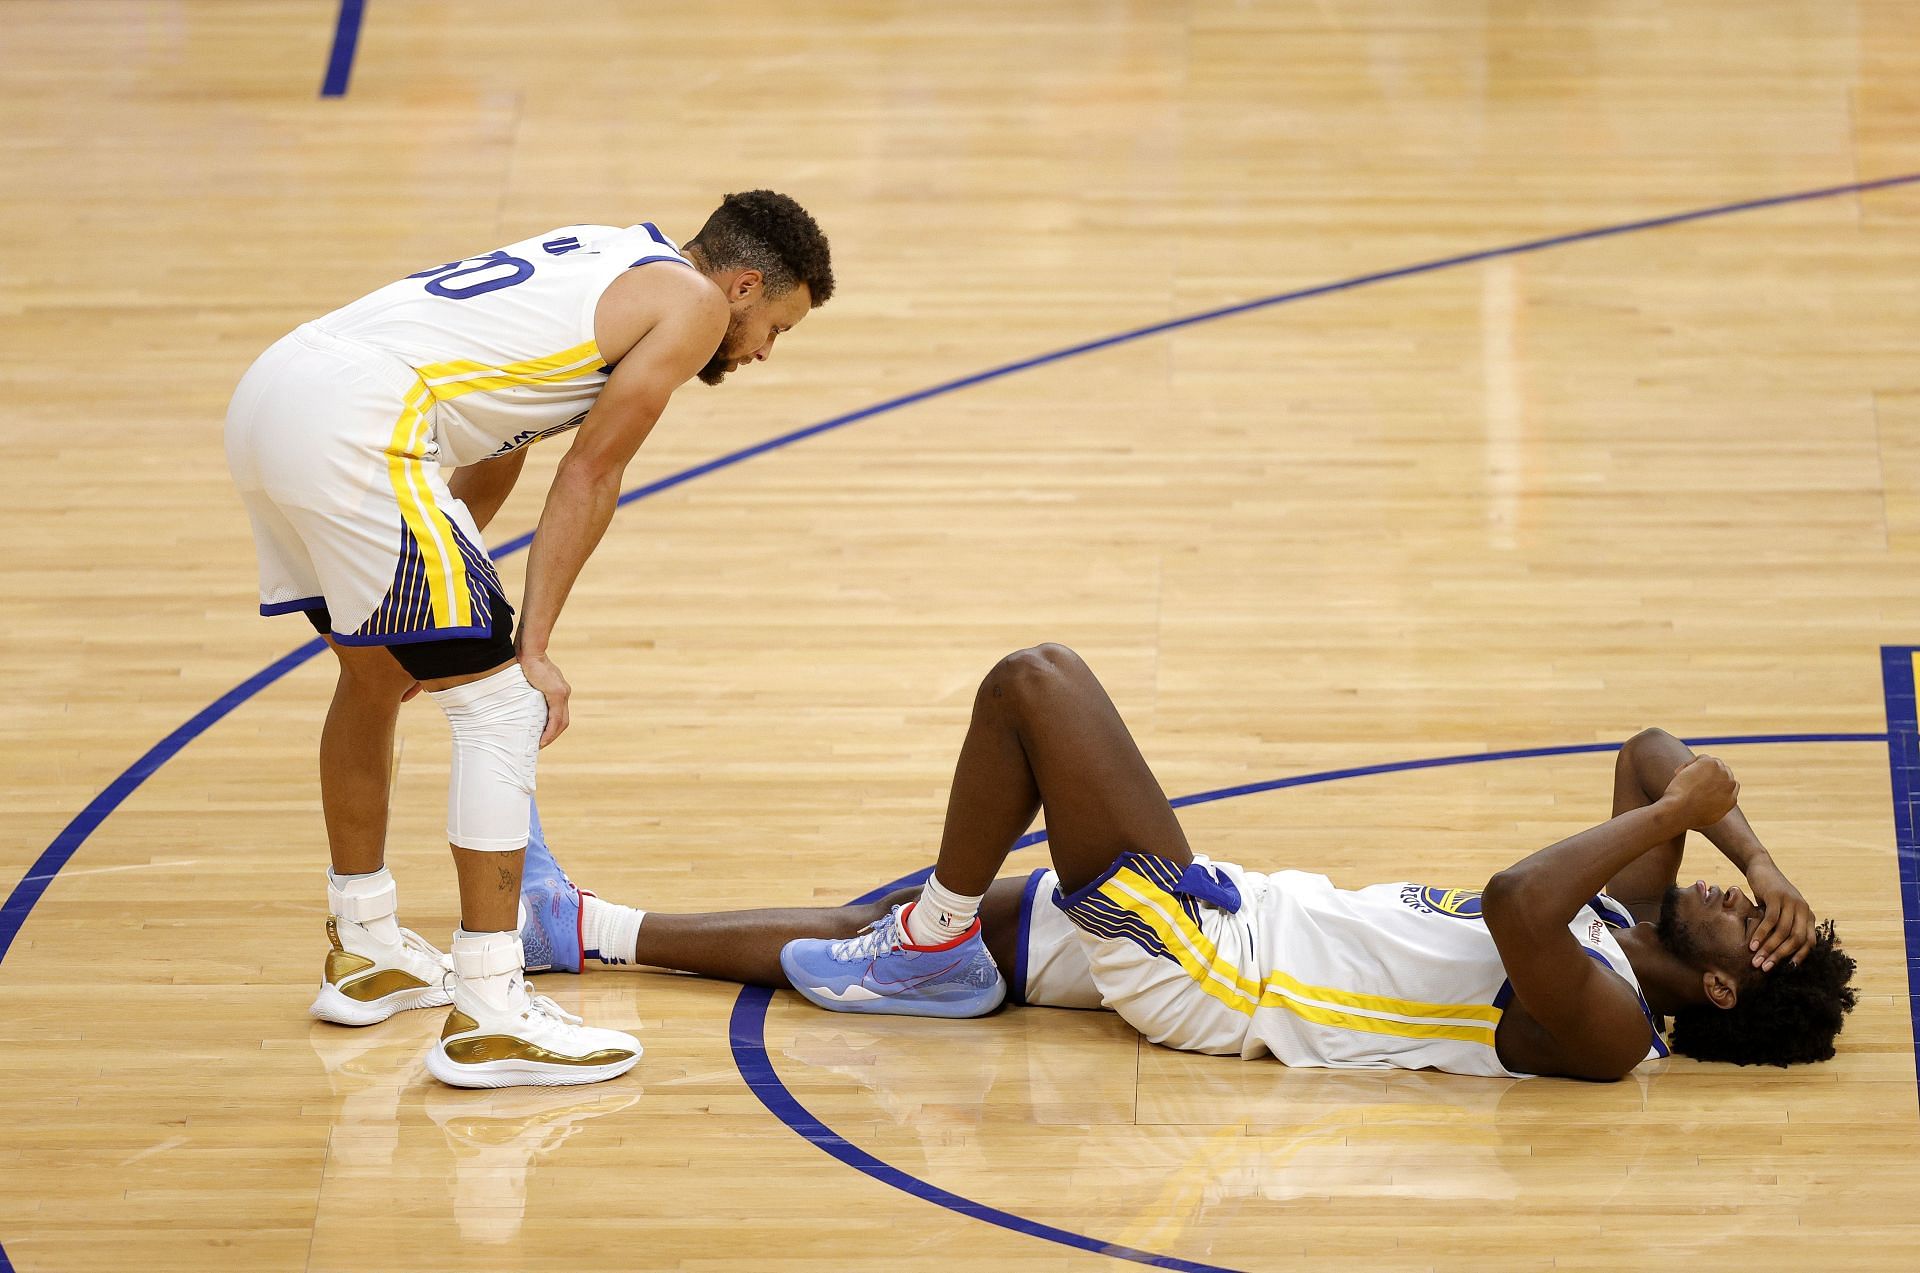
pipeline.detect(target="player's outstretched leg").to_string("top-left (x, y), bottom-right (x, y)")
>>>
top-left (310, 639), bottom-right (454, 1026)
top-left (781, 643), bottom-right (1194, 1017)
top-left (518, 799), bottom-right (942, 982)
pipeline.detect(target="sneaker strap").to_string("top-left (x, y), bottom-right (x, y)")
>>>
top-left (451, 930), bottom-right (525, 980)
top-left (327, 869), bottom-right (397, 924)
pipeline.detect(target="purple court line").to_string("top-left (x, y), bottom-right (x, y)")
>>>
top-left (2, 172), bottom-right (1916, 1270)
top-left (1878, 647), bottom-right (1920, 1100)
top-left (728, 731), bottom-right (1890, 1273)
top-left (320, 0), bottom-right (365, 98)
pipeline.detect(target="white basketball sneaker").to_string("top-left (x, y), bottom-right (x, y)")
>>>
top-left (427, 931), bottom-right (641, 1090)
top-left (310, 868), bottom-right (455, 1026)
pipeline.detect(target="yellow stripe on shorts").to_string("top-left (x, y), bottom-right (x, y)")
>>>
top-left (377, 339), bottom-right (607, 629)
top-left (1099, 869), bottom-right (1501, 1047)
top-left (384, 381), bottom-right (471, 629)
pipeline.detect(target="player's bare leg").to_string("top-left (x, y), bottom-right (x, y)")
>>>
top-left (584, 880), bottom-right (1032, 987)
top-left (929, 643), bottom-right (1194, 898)
top-left (318, 637), bottom-right (414, 877)
top-left (310, 638), bottom-right (454, 1027)
top-left (518, 646), bottom-right (1182, 1007)
top-left (779, 644), bottom-right (1193, 1016)
top-left (521, 646), bottom-right (1172, 996)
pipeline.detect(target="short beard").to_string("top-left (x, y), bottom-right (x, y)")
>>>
top-left (696, 312), bottom-right (747, 386)
top-left (1655, 885), bottom-right (1704, 965)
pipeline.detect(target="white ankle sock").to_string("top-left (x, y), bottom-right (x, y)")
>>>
top-left (582, 895), bottom-right (646, 965)
top-left (328, 867), bottom-right (403, 945)
top-left (904, 873), bottom-right (983, 946)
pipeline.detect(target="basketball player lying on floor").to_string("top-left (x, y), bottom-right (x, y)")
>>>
top-left (519, 645), bottom-right (1858, 1080)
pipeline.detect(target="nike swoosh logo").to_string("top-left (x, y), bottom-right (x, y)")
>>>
top-left (866, 956), bottom-right (963, 992)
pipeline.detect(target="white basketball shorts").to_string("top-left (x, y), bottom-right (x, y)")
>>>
top-left (1013, 853), bottom-right (1259, 1056)
top-left (224, 323), bottom-right (505, 645)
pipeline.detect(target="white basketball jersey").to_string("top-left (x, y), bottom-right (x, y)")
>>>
top-left (311, 223), bottom-right (695, 467)
top-left (1240, 870), bottom-right (1669, 1076)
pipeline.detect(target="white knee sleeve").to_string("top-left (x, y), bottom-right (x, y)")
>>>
top-left (428, 664), bottom-right (545, 852)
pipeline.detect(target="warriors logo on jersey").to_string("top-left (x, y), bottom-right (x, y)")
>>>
top-left (1400, 885), bottom-right (1487, 919)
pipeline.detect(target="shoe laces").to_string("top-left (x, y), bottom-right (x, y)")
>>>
top-left (397, 926), bottom-right (446, 964)
top-left (525, 993), bottom-right (583, 1029)
top-left (828, 907), bottom-right (907, 961)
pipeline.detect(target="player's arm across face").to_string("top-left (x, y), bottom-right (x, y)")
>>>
top-left (1483, 757), bottom-right (1740, 1080)
top-left (515, 268), bottom-right (728, 745)
top-left (1603, 727), bottom-right (1819, 971)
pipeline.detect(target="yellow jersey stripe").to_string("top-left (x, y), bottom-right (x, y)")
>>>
top-left (1108, 867), bottom-right (1500, 1023)
top-left (416, 340), bottom-right (604, 402)
top-left (1099, 873), bottom-right (1501, 1046)
top-left (1263, 966), bottom-right (1504, 1024)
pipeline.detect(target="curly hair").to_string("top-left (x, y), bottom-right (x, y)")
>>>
top-left (686, 190), bottom-right (834, 304)
top-left (1667, 919), bottom-right (1857, 1066)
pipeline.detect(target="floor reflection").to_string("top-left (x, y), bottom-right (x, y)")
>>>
top-left (308, 1016), bottom-right (430, 1170)
top-left (775, 1002), bottom-right (1682, 1261)
top-left (309, 1012), bottom-right (642, 1247)
top-left (422, 1084), bottom-right (643, 1244)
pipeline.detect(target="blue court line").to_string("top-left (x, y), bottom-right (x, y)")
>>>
top-left (1, 174), bottom-right (1915, 1269)
top-left (486, 168), bottom-right (1920, 557)
top-left (728, 732), bottom-right (1890, 1273)
top-left (1879, 647), bottom-right (1920, 1099)
top-left (320, 0), bottom-right (366, 98)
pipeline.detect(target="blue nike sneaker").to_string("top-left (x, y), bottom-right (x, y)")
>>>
top-left (519, 804), bottom-right (585, 975)
top-left (779, 904), bottom-right (1006, 1018)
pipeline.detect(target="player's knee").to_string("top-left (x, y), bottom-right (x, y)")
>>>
top-left (1620, 726), bottom-right (1676, 765)
top-left (428, 664), bottom-right (546, 852)
top-left (986, 643), bottom-right (1083, 706)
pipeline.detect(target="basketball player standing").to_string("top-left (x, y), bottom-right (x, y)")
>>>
top-left (225, 192), bottom-right (833, 1087)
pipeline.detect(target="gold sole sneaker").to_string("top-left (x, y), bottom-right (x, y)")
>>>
top-left (427, 1003), bottom-right (641, 1090)
top-left (310, 918), bottom-right (455, 1027)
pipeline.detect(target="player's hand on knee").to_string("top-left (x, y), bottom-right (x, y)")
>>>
top-left (519, 651), bottom-right (571, 747)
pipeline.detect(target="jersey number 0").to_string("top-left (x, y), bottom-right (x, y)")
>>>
top-left (406, 251), bottom-right (534, 301)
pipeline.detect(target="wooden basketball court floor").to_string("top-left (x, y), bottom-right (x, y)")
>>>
top-left (5, 1), bottom-right (1920, 1269)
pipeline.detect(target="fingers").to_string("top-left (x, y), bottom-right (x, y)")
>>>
top-left (1790, 914), bottom-right (1816, 965)
top-left (1754, 904), bottom-right (1816, 971)
top-left (401, 682), bottom-right (423, 704)
top-left (538, 689), bottom-right (569, 748)
top-left (1749, 905), bottom-right (1783, 965)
